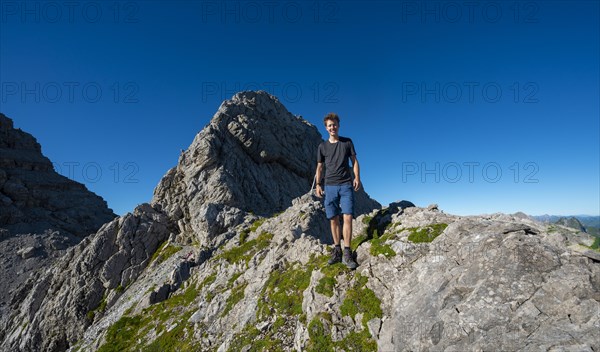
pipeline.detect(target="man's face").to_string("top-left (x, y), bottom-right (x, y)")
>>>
top-left (326, 120), bottom-right (339, 137)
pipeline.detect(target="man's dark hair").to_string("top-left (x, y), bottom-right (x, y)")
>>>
top-left (323, 112), bottom-right (340, 125)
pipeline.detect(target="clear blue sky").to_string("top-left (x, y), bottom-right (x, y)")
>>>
top-left (1, 0), bottom-right (598, 216)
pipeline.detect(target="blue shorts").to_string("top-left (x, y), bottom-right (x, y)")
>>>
top-left (324, 183), bottom-right (355, 219)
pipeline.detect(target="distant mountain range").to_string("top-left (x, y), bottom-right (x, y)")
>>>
top-left (530, 215), bottom-right (600, 236)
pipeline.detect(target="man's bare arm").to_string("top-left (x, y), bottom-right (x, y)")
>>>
top-left (315, 162), bottom-right (324, 197)
top-left (352, 156), bottom-right (361, 191)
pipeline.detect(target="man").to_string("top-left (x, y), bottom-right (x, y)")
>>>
top-left (315, 113), bottom-right (360, 269)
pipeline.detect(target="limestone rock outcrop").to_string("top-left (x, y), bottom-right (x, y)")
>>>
top-left (71, 197), bottom-right (599, 352)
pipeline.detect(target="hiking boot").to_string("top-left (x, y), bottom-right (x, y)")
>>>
top-left (328, 246), bottom-right (342, 265)
top-left (342, 251), bottom-right (358, 270)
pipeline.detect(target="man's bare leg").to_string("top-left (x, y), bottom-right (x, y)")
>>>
top-left (328, 215), bottom-right (343, 264)
top-left (330, 215), bottom-right (341, 245)
top-left (342, 214), bottom-right (353, 248)
top-left (341, 214), bottom-right (358, 269)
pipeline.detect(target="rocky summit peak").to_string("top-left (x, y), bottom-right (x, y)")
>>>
top-left (152, 90), bottom-right (380, 244)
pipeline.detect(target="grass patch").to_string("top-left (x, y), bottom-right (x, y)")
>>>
top-left (407, 223), bottom-right (448, 243)
top-left (240, 218), bottom-right (266, 244)
top-left (340, 274), bottom-right (383, 328)
top-left (370, 232), bottom-right (396, 258)
top-left (239, 229), bottom-right (250, 244)
top-left (144, 311), bottom-right (198, 352)
top-left (258, 263), bottom-right (312, 318)
top-left (216, 231), bottom-right (273, 266)
top-left (311, 253), bottom-right (346, 298)
top-left (150, 242), bottom-right (182, 265)
top-left (87, 291), bottom-right (109, 322)
top-left (351, 234), bottom-right (368, 252)
top-left (98, 316), bottom-right (144, 352)
top-left (199, 272), bottom-right (217, 290)
top-left (98, 282), bottom-right (199, 351)
top-left (315, 276), bottom-right (336, 297)
top-left (361, 215), bottom-right (373, 225)
top-left (306, 313), bottom-right (334, 352)
top-left (249, 218), bottom-right (265, 232)
top-left (227, 323), bottom-right (285, 352)
top-left (337, 329), bottom-right (378, 351)
top-left (306, 311), bottom-right (376, 352)
top-left (222, 282), bottom-right (247, 317)
top-left (227, 272), bottom-right (243, 287)
top-left (588, 236), bottom-right (600, 251)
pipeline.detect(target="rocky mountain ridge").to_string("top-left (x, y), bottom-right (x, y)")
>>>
top-left (0, 113), bottom-right (115, 237)
top-left (0, 113), bottom-right (116, 336)
top-left (1, 92), bottom-right (599, 352)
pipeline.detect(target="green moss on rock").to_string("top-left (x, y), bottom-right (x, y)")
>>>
top-left (369, 232), bottom-right (396, 258)
top-left (407, 223), bottom-right (448, 243)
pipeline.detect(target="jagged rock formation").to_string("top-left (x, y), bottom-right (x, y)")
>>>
top-left (1, 204), bottom-right (172, 351)
top-left (0, 113), bottom-right (115, 237)
top-left (0, 113), bottom-right (116, 342)
top-left (2, 92), bottom-right (599, 352)
top-left (152, 91), bottom-right (379, 246)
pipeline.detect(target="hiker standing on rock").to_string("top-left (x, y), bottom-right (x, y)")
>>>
top-left (315, 113), bottom-right (360, 269)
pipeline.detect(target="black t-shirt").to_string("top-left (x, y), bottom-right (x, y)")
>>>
top-left (317, 137), bottom-right (357, 185)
